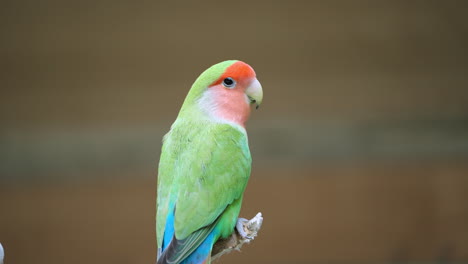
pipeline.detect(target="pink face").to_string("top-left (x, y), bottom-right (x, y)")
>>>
top-left (201, 61), bottom-right (262, 127)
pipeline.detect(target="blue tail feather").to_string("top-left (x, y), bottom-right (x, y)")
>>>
top-left (180, 230), bottom-right (216, 264)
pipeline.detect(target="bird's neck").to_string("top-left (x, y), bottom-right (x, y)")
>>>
top-left (197, 88), bottom-right (251, 128)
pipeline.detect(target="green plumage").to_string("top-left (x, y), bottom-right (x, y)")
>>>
top-left (156, 60), bottom-right (252, 256)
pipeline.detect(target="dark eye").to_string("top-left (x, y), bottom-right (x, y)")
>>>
top-left (222, 77), bottom-right (236, 88)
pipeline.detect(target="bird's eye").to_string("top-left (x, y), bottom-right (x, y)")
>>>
top-left (222, 77), bottom-right (236, 88)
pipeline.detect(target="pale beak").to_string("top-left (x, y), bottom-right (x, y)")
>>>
top-left (245, 78), bottom-right (263, 109)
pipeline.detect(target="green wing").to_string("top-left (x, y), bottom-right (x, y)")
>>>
top-left (156, 120), bottom-right (251, 249)
top-left (174, 122), bottom-right (251, 239)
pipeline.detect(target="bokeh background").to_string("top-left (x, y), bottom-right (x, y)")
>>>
top-left (1, 1), bottom-right (468, 263)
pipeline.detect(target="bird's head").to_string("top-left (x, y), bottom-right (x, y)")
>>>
top-left (180, 60), bottom-right (263, 127)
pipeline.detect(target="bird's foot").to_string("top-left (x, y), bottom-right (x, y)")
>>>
top-left (236, 212), bottom-right (263, 241)
top-left (212, 212), bottom-right (263, 261)
top-left (235, 218), bottom-right (250, 239)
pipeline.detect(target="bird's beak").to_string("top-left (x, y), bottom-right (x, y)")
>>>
top-left (246, 78), bottom-right (263, 109)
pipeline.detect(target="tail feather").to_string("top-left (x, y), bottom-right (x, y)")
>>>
top-left (158, 214), bottom-right (221, 264)
top-left (157, 229), bottom-right (216, 264)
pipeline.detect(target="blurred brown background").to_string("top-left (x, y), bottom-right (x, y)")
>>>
top-left (1, 1), bottom-right (468, 263)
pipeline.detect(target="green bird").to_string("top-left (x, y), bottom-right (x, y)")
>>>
top-left (156, 60), bottom-right (263, 264)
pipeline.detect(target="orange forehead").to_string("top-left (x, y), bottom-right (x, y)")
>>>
top-left (211, 61), bottom-right (256, 86)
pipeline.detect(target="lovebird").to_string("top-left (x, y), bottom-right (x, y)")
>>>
top-left (156, 60), bottom-right (263, 264)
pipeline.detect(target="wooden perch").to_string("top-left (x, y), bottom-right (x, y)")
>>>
top-left (211, 212), bottom-right (263, 261)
